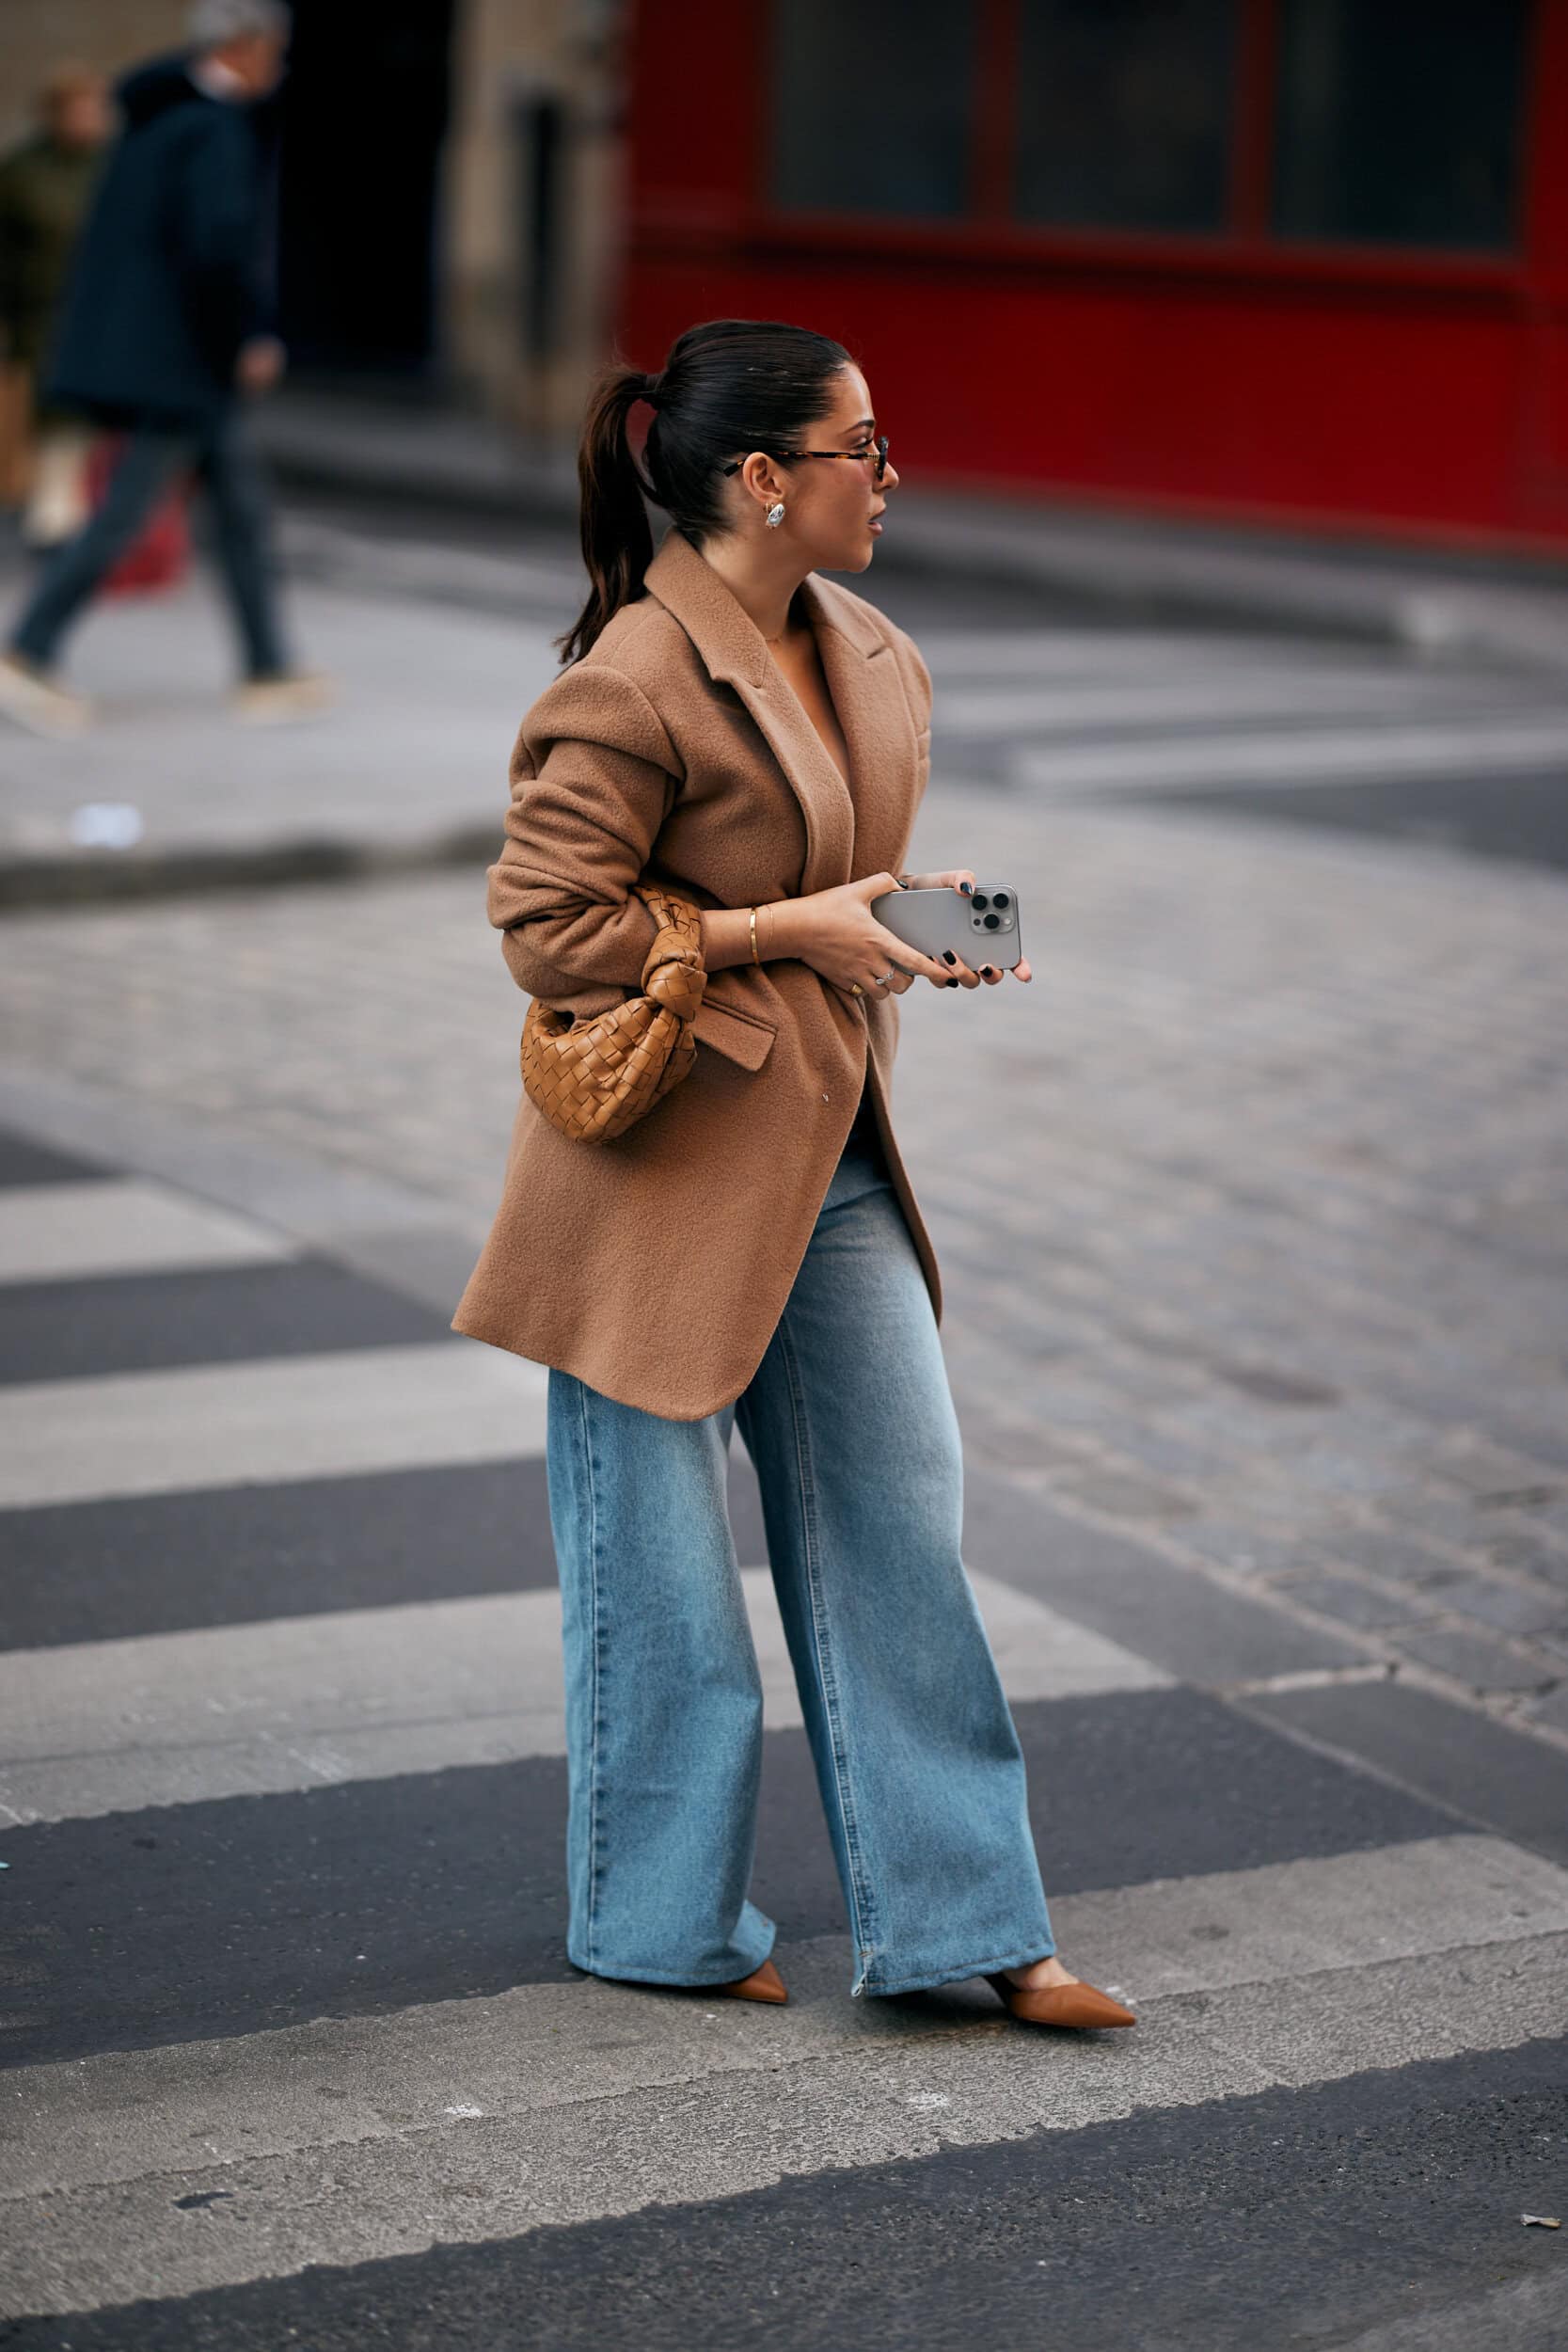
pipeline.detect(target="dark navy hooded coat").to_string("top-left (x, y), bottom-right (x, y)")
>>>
top-left (42, 51), bottom-right (277, 428)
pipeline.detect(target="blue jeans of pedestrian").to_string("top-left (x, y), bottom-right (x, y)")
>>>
top-left (9, 405), bottom-right (291, 678)
top-left (545, 1088), bottom-right (1056, 1998)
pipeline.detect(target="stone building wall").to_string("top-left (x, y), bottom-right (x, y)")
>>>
top-left (1, 2), bottom-right (187, 144)
top-left (444, 0), bottom-right (625, 433)
top-left (0, 0), bottom-right (623, 437)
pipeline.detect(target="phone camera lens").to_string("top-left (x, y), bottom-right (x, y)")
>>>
top-left (991, 892), bottom-right (1009, 910)
top-left (983, 912), bottom-right (1000, 930)
top-left (972, 892), bottom-right (989, 912)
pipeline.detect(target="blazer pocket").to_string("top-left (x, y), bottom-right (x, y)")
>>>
top-left (691, 997), bottom-right (777, 1071)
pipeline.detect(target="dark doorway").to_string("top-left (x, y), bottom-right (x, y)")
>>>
top-left (275, 0), bottom-right (455, 378)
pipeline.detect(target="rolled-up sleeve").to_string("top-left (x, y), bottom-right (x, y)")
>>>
top-left (486, 663), bottom-right (685, 1004)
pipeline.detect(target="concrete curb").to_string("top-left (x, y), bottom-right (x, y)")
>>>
top-left (0, 822), bottom-right (500, 913)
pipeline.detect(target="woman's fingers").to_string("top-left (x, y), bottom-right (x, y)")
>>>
top-left (833, 922), bottom-right (1024, 997)
top-left (871, 923), bottom-right (948, 986)
top-left (925, 951), bottom-right (980, 991)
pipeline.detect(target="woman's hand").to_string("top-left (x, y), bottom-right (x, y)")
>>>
top-left (779, 873), bottom-right (951, 998)
top-left (235, 335), bottom-right (286, 396)
top-left (899, 868), bottom-right (1033, 988)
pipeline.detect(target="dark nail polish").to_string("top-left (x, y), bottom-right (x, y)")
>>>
top-left (959, 882), bottom-right (973, 895)
top-left (946, 977), bottom-right (958, 988)
top-left (942, 949), bottom-right (957, 964)
top-left (981, 964), bottom-right (995, 977)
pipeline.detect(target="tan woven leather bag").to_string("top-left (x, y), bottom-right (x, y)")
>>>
top-left (518, 882), bottom-right (707, 1143)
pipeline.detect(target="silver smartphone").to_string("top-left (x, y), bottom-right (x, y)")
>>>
top-left (868, 883), bottom-right (1024, 972)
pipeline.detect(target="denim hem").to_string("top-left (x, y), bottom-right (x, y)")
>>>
top-left (568, 1948), bottom-right (777, 1991)
top-left (856, 1937), bottom-right (1057, 1999)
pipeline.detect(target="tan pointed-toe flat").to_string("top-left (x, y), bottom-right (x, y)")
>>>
top-left (984, 1969), bottom-right (1135, 2028)
top-left (715, 1957), bottom-right (788, 2003)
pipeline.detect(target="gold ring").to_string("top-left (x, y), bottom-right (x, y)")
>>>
top-left (849, 981), bottom-right (863, 996)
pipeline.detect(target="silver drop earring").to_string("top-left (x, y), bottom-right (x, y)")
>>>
top-left (765, 501), bottom-right (785, 529)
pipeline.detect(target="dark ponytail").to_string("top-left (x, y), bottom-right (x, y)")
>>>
top-left (557, 317), bottom-right (852, 666)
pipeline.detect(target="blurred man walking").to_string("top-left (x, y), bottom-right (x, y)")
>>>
top-left (0, 0), bottom-right (330, 737)
top-left (0, 65), bottom-right (112, 552)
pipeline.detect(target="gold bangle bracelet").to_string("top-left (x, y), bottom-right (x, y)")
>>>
top-left (750, 905), bottom-right (760, 964)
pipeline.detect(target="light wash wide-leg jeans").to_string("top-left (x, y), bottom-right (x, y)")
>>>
top-left (544, 1092), bottom-right (1056, 1999)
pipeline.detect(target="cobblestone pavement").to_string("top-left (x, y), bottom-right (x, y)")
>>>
top-left (3, 756), bottom-right (1565, 1742)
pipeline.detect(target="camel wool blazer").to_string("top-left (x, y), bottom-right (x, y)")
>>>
top-left (450, 522), bottom-right (942, 1421)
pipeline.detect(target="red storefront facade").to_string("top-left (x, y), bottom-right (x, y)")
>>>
top-left (615, 0), bottom-right (1568, 554)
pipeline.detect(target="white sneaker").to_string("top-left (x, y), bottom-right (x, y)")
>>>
top-left (0, 650), bottom-right (92, 737)
top-left (233, 670), bottom-right (337, 723)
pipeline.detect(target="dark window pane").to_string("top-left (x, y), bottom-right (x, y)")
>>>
top-left (1272, 0), bottom-right (1529, 250)
top-left (768, 0), bottom-right (974, 218)
top-left (1013, 0), bottom-right (1238, 233)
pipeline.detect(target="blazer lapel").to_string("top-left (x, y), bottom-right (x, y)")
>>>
top-left (646, 527), bottom-right (897, 897)
top-left (799, 571), bottom-right (919, 885)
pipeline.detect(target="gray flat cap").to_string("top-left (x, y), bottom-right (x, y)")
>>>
top-left (187, 0), bottom-right (292, 47)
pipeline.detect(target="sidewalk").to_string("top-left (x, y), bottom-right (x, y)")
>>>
top-left (1, 389), bottom-right (1564, 911)
top-left (0, 549), bottom-right (561, 907)
top-left (254, 388), bottom-right (1568, 672)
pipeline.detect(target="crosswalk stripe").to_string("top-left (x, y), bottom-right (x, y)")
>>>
top-left (917, 629), bottom-right (1391, 675)
top-left (935, 672), bottom-right (1533, 738)
top-left (0, 1572), bottom-right (1170, 1825)
top-left (2, 1906), bottom-right (1560, 2312)
top-left (279, 516), bottom-right (585, 609)
top-left (910, 625), bottom-right (1568, 817)
top-left (5, 1831), bottom-right (1560, 2198)
top-left (0, 1177), bottom-right (293, 1285)
top-left (1008, 718), bottom-right (1568, 794)
top-left (0, 1342), bottom-right (548, 1510)
top-left (2, 1682), bottom-right (1462, 2077)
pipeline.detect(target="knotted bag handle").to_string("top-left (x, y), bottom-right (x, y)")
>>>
top-left (518, 880), bottom-right (708, 1143)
